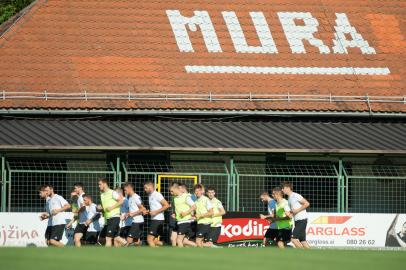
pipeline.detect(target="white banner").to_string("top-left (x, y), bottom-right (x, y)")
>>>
top-left (0, 213), bottom-right (74, 247)
top-left (306, 213), bottom-right (406, 247)
top-left (0, 212), bottom-right (405, 247)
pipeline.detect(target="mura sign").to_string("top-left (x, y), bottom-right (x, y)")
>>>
top-left (166, 10), bottom-right (390, 75)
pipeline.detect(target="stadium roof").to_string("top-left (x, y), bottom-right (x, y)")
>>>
top-left (0, 119), bottom-right (405, 153)
top-left (0, 0), bottom-right (405, 114)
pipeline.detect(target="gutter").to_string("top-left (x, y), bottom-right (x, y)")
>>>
top-left (0, 145), bottom-right (405, 154)
top-left (0, 109), bottom-right (405, 118)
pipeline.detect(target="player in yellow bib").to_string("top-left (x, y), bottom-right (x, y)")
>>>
top-left (269, 187), bottom-right (293, 248)
top-left (207, 186), bottom-right (226, 246)
top-left (193, 184), bottom-right (214, 247)
top-left (97, 178), bottom-right (124, 247)
top-left (170, 182), bottom-right (197, 247)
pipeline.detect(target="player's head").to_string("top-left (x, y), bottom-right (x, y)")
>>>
top-left (38, 184), bottom-right (49, 199)
top-left (123, 182), bottom-right (134, 196)
top-left (46, 183), bottom-right (54, 196)
top-left (179, 183), bottom-right (188, 193)
top-left (272, 187), bottom-right (283, 200)
top-left (73, 182), bottom-right (84, 194)
top-left (281, 182), bottom-right (293, 195)
top-left (143, 181), bottom-right (155, 194)
top-left (169, 182), bottom-right (181, 196)
top-left (70, 189), bottom-right (78, 200)
top-left (193, 184), bottom-right (205, 197)
top-left (206, 186), bottom-right (216, 199)
top-left (83, 194), bottom-right (93, 206)
top-left (115, 186), bottom-right (124, 196)
top-left (259, 191), bottom-right (271, 202)
top-left (98, 177), bottom-right (109, 192)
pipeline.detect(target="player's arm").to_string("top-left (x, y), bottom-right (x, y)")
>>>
top-left (52, 202), bottom-right (71, 215)
top-left (129, 204), bottom-right (146, 217)
top-left (106, 193), bottom-right (124, 212)
top-left (150, 199), bottom-right (170, 216)
top-left (197, 200), bottom-right (214, 219)
top-left (215, 206), bottom-right (226, 217)
top-left (180, 197), bottom-right (196, 217)
top-left (292, 197), bottom-right (310, 215)
top-left (40, 212), bottom-right (50, 220)
top-left (261, 213), bottom-right (274, 219)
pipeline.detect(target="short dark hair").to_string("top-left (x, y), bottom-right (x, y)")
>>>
top-left (83, 194), bottom-right (93, 201)
top-left (260, 191), bottom-right (269, 196)
top-left (98, 177), bottom-right (108, 184)
top-left (123, 182), bottom-right (134, 189)
top-left (281, 182), bottom-right (293, 190)
top-left (38, 184), bottom-right (47, 191)
top-left (170, 182), bottom-right (179, 188)
top-left (144, 181), bottom-right (154, 186)
top-left (73, 182), bottom-right (84, 189)
top-left (44, 183), bottom-right (53, 190)
top-left (207, 186), bottom-right (216, 192)
top-left (272, 187), bottom-right (283, 196)
top-left (193, 184), bottom-right (204, 191)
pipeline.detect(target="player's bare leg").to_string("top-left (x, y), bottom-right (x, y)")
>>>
top-left (291, 238), bottom-right (304, 248)
top-left (126, 237), bottom-right (134, 246)
top-left (176, 235), bottom-right (185, 247)
top-left (74, 233), bottom-right (83, 247)
top-left (171, 231), bottom-right (177, 247)
top-left (196, 237), bottom-right (204, 247)
top-left (49, 239), bottom-right (64, 247)
top-left (301, 241), bottom-right (310, 249)
top-left (147, 234), bottom-right (157, 247)
top-left (114, 236), bottom-right (127, 247)
top-left (202, 241), bottom-right (213, 247)
top-left (154, 238), bottom-right (163, 246)
top-left (183, 238), bottom-right (197, 247)
top-left (105, 236), bottom-right (113, 247)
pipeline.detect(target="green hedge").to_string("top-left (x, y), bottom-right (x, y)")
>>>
top-left (0, 0), bottom-right (35, 25)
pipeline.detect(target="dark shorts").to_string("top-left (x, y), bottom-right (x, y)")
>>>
top-left (148, 220), bottom-right (164, 237)
top-left (208, 226), bottom-right (221, 243)
top-left (292, 219), bottom-right (307, 242)
top-left (196, 224), bottom-right (211, 239)
top-left (120, 225), bottom-right (131, 238)
top-left (128, 223), bottom-right (143, 240)
top-left (276, 228), bottom-right (292, 243)
top-left (169, 217), bottom-right (178, 231)
top-left (45, 226), bottom-right (52, 241)
top-left (85, 231), bottom-right (99, 244)
top-left (50, 224), bottom-right (65, 241)
top-left (74, 223), bottom-right (88, 235)
top-left (177, 222), bottom-right (193, 237)
top-left (105, 217), bottom-right (120, 238)
top-left (264, 228), bottom-right (279, 240)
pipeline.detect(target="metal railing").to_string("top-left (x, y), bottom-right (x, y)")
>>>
top-left (1, 91), bottom-right (405, 105)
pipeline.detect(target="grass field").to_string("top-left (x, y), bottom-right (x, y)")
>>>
top-left (0, 247), bottom-right (405, 270)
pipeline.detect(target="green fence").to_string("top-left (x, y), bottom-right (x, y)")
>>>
top-left (4, 159), bottom-right (116, 212)
top-left (0, 156), bottom-right (405, 214)
top-left (234, 162), bottom-right (340, 212)
top-left (343, 164), bottom-right (406, 213)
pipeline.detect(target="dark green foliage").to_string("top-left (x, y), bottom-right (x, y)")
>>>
top-left (0, 0), bottom-right (35, 25)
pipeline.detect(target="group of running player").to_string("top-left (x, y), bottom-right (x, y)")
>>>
top-left (259, 182), bottom-right (310, 248)
top-left (38, 178), bottom-right (226, 248)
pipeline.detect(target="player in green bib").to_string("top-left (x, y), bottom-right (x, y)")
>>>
top-left (193, 184), bottom-right (214, 247)
top-left (207, 186), bottom-right (226, 246)
top-left (269, 187), bottom-right (293, 248)
top-left (170, 182), bottom-right (197, 247)
top-left (97, 178), bottom-right (124, 247)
